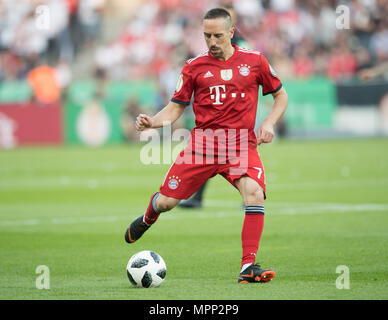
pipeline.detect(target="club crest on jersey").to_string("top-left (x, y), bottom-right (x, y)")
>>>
top-left (168, 176), bottom-right (181, 190)
top-left (220, 69), bottom-right (233, 81)
top-left (238, 64), bottom-right (251, 76)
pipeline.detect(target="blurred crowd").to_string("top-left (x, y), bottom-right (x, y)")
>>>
top-left (0, 0), bottom-right (105, 99)
top-left (1, 0), bottom-right (388, 104)
top-left (94, 0), bottom-right (388, 96)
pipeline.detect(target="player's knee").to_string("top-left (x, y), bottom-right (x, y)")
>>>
top-left (244, 187), bottom-right (265, 206)
top-left (155, 196), bottom-right (179, 212)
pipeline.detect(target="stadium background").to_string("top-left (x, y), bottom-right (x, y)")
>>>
top-left (0, 0), bottom-right (387, 300)
top-left (1, 0), bottom-right (388, 146)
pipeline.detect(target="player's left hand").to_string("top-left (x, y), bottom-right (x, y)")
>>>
top-left (257, 120), bottom-right (275, 145)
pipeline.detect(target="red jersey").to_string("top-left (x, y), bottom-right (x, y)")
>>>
top-left (171, 44), bottom-right (282, 155)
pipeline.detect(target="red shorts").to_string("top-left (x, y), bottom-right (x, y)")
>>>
top-left (159, 148), bottom-right (266, 200)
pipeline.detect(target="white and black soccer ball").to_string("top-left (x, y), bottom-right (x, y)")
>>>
top-left (126, 250), bottom-right (166, 288)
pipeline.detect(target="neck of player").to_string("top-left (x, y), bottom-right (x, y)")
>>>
top-left (220, 44), bottom-right (235, 61)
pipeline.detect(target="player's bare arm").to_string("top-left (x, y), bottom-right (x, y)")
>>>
top-left (135, 101), bottom-right (186, 131)
top-left (257, 87), bottom-right (288, 145)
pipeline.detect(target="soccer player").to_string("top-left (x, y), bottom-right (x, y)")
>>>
top-left (178, 3), bottom-right (246, 209)
top-left (125, 8), bottom-right (288, 283)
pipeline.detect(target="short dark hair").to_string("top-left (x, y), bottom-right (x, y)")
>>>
top-left (203, 7), bottom-right (232, 24)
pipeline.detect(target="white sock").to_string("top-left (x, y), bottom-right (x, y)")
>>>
top-left (142, 215), bottom-right (151, 226)
top-left (240, 263), bottom-right (253, 273)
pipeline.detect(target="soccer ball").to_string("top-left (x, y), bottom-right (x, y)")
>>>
top-left (126, 250), bottom-right (166, 288)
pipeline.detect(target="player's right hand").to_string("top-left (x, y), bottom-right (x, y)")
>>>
top-left (135, 114), bottom-right (153, 131)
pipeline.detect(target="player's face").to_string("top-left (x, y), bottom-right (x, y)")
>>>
top-left (203, 18), bottom-right (234, 59)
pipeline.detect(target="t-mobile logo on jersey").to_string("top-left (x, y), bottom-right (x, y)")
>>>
top-left (209, 85), bottom-right (226, 105)
top-left (209, 85), bottom-right (246, 105)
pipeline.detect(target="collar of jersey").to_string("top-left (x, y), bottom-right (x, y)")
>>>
top-left (207, 44), bottom-right (239, 64)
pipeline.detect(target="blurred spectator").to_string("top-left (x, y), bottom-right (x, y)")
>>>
top-left (0, 0), bottom-right (103, 82)
top-left (44, 0), bottom-right (73, 64)
top-left (121, 97), bottom-right (145, 141)
top-left (27, 64), bottom-right (60, 104)
top-left (292, 46), bottom-right (315, 78)
top-left (355, 45), bottom-right (373, 71)
top-left (326, 37), bottom-right (358, 81)
top-left (55, 60), bottom-right (72, 90)
top-left (94, 66), bottom-right (107, 98)
top-left (223, 3), bottom-right (246, 47)
top-left (1, 0), bottom-right (388, 100)
top-left (358, 60), bottom-right (388, 81)
top-left (90, 0), bottom-right (388, 84)
top-left (78, 0), bottom-right (105, 46)
top-left (369, 19), bottom-right (388, 62)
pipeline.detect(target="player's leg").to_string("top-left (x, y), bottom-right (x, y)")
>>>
top-left (235, 176), bottom-right (265, 267)
top-left (236, 175), bottom-right (265, 206)
top-left (144, 192), bottom-right (181, 224)
top-left (124, 192), bottom-right (180, 243)
top-left (125, 150), bottom-right (217, 244)
top-left (235, 176), bottom-right (275, 283)
top-left (220, 147), bottom-right (275, 283)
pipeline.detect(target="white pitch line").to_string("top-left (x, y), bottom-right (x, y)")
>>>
top-left (0, 216), bottom-right (118, 227)
top-left (205, 200), bottom-right (388, 213)
top-left (0, 177), bottom-right (387, 190)
top-left (0, 202), bottom-right (387, 227)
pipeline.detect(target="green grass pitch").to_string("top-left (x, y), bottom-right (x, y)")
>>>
top-left (0, 138), bottom-right (387, 299)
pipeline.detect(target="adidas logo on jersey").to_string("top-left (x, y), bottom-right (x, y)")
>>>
top-left (204, 71), bottom-right (214, 78)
